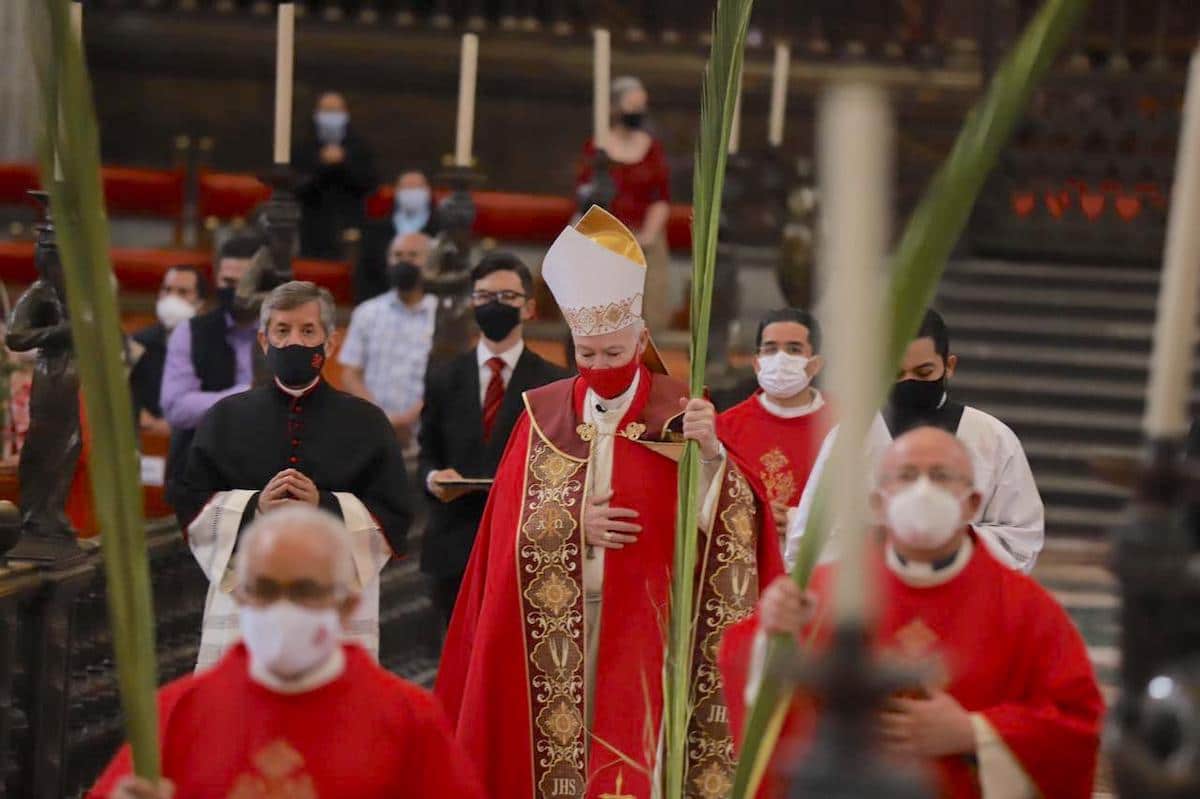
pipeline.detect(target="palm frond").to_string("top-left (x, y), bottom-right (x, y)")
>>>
top-left (662, 1), bottom-right (756, 796)
top-left (730, 1), bottom-right (1089, 795)
top-left (31, 0), bottom-right (161, 779)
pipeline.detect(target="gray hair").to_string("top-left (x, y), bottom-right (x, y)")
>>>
top-left (259, 281), bottom-right (336, 335)
top-left (611, 75), bottom-right (646, 107)
top-left (235, 505), bottom-right (356, 591)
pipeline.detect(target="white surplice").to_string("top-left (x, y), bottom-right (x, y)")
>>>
top-left (188, 490), bottom-right (391, 671)
top-left (785, 406), bottom-right (1044, 573)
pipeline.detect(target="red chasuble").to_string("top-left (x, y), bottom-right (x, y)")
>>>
top-left (89, 644), bottom-right (483, 799)
top-left (718, 392), bottom-right (833, 509)
top-left (436, 369), bottom-right (785, 799)
top-left (718, 534), bottom-right (1103, 799)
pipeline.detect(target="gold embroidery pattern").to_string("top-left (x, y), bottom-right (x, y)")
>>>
top-left (560, 293), bottom-right (643, 336)
top-left (519, 439), bottom-right (588, 799)
top-left (227, 740), bottom-right (317, 799)
top-left (576, 422), bottom-right (648, 443)
top-left (684, 467), bottom-right (762, 799)
top-left (759, 447), bottom-right (797, 505)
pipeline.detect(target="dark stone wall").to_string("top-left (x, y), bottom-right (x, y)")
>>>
top-left (82, 11), bottom-right (976, 199)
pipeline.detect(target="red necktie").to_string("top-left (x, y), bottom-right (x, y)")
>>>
top-left (482, 357), bottom-right (505, 440)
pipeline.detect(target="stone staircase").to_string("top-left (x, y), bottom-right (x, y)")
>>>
top-left (936, 257), bottom-right (1174, 540)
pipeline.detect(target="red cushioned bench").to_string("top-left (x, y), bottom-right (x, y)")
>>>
top-left (1, 162), bottom-right (186, 218)
top-left (197, 170), bottom-right (273, 222)
top-left (0, 241), bottom-right (353, 304)
top-left (366, 185), bottom-right (694, 250)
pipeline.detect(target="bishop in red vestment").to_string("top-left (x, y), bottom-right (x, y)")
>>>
top-left (719, 309), bottom-right (834, 536)
top-left (91, 506), bottom-right (482, 799)
top-left (436, 207), bottom-right (784, 799)
top-left (719, 427), bottom-right (1102, 799)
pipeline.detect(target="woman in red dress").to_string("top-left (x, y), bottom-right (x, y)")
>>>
top-left (576, 76), bottom-right (673, 332)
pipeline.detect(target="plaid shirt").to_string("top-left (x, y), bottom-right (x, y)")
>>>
top-left (338, 293), bottom-right (437, 417)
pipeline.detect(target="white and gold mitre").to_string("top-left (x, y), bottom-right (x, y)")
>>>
top-left (542, 205), bottom-right (646, 337)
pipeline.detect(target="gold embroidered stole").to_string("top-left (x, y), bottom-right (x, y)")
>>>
top-left (517, 428), bottom-right (590, 798)
top-left (684, 466), bottom-right (762, 799)
top-left (515, 396), bottom-right (765, 799)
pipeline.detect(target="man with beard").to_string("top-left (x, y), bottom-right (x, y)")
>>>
top-left (174, 281), bottom-right (410, 671)
top-left (339, 231), bottom-right (436, 449)
top-left (786, 309), bottom-right (1044, 572)
top-left (161, 234), bottom-right (264, 496)
top-left (436, 206), bottom-right (784, 799)
top-left (418, 251), bottom-right (569, 625)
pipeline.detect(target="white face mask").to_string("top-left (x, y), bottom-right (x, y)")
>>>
top-left (756, 352), bottom-right (812, 399)
top-left (314, 110), bottom-right (349, 144)
top-left (156, 293), bottom-right (197, 330)
top-left (240, 601), bottom-right (341, 680)
top-left (396, 187), bottom-right (431, 214)
top-left (885, 476), bottom-right (967, 550)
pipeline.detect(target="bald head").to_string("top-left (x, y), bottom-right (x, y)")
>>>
top-left (872, 426), bottom-right (982, 561)
top-left (877, 426), bottom-right (974, 488)
top-left (387, 231), bottom-right (433, 270)
top-left (235, 505), bottom-right (355, 594)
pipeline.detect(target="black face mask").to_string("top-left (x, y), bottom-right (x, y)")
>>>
top-left (267, 343), bottom-right (326, 388)
top-left (218, 285), bottom-right (257, 324)
top-left (474, 301), bottom-right (522, 342)
top-left (889, 376), bottom-right (947, 413)
top-left (620, 112), bottom-right (646, 130)
top-left (217, 285), bottom-right (237, 314)
top-left (388, 261), bottom-right (422, 292)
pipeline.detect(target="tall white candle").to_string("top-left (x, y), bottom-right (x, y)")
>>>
top-left (593, 29), bottom-right (611, 151)
top-left (454, 33), bottom-right (479, 167)
top-left (70, 1), bottom-right (83, 42)
top-left (819, 81), bottom-right (892, 623)
top-left (273, 2), bottom-right (295, 165)
top-left (768, 43), bottom-right (790, 147)
top-left (728, 75), bottom-right (743, 155)
top-left (1145, 49), bottom-right (1200, 439)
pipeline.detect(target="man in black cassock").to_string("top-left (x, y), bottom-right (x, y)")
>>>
top-left (174, 280), bottom-right (410, 670)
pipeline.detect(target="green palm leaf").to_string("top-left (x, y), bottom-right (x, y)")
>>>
top-left (730, 1), bottom-right (1089, 796)
top-left (662, 0), bottom-right (755, 796)
top-left (30, 0), bottom-right (161, 780)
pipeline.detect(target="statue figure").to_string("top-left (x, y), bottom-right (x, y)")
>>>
top-left (5, 191), bottom-right (82, 561)
top-left (425, 173), bottom-right (479, 365)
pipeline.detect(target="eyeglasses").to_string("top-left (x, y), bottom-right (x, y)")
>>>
top-left (471, 290), bottom-right (527, 305)
top-left (880, 466), bottom-right (970, 489)
top-left (238, 577), bottom-right (343, 607)
top-left (757, 343), bottom-right (809, 357)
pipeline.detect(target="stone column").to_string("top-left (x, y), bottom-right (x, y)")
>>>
top-left (0, 0), bottom-right (38, 162)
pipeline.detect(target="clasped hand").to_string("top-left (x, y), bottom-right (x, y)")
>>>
top-left (258, 469), bottom-right (320, 514)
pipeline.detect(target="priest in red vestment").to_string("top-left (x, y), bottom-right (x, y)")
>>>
top-left (719, 427), bottom-right (1103, 799)
top-left (435, 206), bottom-right (785, 799)
top-left (90, 506), bottom-right (482, 799)
top-left (719, 308), bottom-right (834, 538)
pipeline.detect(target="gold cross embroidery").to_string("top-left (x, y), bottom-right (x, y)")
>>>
top-left (599, 770), bottom-right (636, 799)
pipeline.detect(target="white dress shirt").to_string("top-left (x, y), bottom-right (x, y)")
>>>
top-left (476, 339), bottom-right (525, 407)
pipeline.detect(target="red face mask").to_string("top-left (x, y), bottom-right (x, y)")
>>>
top-left (577, 357), bottom-right (641, 400)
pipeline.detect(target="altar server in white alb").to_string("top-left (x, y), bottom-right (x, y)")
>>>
top-left (173, 281), bottom-right (411, 670)
top-left (787, 309), bottom-right (1044, 573)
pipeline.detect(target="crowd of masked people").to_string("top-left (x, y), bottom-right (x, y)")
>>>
top-left (98, 83), bottom-right (1102, 799)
